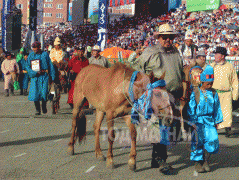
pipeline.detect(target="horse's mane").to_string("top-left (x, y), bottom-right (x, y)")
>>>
top-left (110, 62), bottom-right (135, 80)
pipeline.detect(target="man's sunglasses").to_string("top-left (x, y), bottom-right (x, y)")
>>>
top-left (161, 35), bottom-right (176, 40)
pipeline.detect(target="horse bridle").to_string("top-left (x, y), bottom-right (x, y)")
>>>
top-left (122, 70), bottom-right (173, 121)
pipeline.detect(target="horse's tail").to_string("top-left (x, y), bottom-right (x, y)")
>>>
top-left (73, 97), bottom-right (88, 144)
top-left (76, 113), bottom-right (87, 143)
top-left (73, 69), bottom-right (88, 144)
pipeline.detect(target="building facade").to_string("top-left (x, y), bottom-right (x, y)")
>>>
top-left (0, 0), bottom-right (71, 26)
top-left (108, 0), bottom-right (135, 15)
top-left (41, 0), bottom-right (70, 26)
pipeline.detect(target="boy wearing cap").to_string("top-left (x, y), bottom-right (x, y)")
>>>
top-left (188, 65), bottom-right (223, 173)
top-left (210, 47), bottom-right (238, 137)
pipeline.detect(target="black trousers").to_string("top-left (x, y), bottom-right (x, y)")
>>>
top-left (151, 143), bottom-right (168, 168)
top-left (153, 143), bottom-right (167, 160)
top-left (34, 100), bottom-right (47, 112)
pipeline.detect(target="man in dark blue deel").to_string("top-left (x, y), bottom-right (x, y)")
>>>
top-left (26, 41), bottom-right (55, 115)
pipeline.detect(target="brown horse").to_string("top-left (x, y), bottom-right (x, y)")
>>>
top-left (68, 63), bottom-right (174, 171)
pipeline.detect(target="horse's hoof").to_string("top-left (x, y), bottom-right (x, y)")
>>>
top-left (68, 147), bottom-right (74, 156)
top-left (128, 159), bottom-right (136, 171)
top-left (106, 159), bottom-right (114, 169)
top-left (106, 163), bottom-right (115, 169)
top-left (97, 154), bottom-right (106, 161)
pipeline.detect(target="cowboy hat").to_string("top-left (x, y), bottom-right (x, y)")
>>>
top-left (92, 45), bottom-right (101, 51)
top-left (154, 23), bottom-right (178, 38)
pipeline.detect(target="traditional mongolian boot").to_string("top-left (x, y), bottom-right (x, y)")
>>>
top-left (194, 161), bottom-right (205, 173)
top-left (20, 88), bottom-right (23, 95)
top-left (23, 89), bottom-right (28, 96)
top-left (10, 89), bottom-right (14, 96)
top-left (158, 158), bottom-right (174, 174)
top-left (225, 127), bottom-right (233, 138)
top-left (203, 151), bottom-right (211, 172)
top-left (5, 89), bottom-right (9, 97)
top-left (34, 101), bottom-right (41, 115)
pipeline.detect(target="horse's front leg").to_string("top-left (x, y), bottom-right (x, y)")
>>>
top-left (124, 115), bottom-right (137, 171)
top-left (106, 112), bottom-right (115, 169)
top-left (94, 109), bottom-right (106, 161)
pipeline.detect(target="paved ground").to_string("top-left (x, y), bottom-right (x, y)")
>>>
top-left (0, 81), bottom-right (239, 179)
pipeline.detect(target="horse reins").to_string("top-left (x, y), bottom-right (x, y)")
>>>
top-left (122, 70), bottom-right (172, 121)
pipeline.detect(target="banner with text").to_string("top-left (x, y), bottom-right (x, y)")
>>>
top-left (1, 0), bottom-right (11, 51)
top-left (187, 0), bottom-right (220, 12)
top-left (168, 0), bottom-right (181, 12)
top-left (97, 0), bottom-right (108, 51)
top-left (68, 3), bottom-right (72, 21)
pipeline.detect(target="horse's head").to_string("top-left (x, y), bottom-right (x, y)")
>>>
top-left (129, 70), bottom-right (175, 126)
top-left (149, 72), bottom-right (174, 126)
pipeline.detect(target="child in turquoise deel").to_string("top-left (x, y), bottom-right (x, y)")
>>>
top-left (187, 65), bottom-right (223, 173)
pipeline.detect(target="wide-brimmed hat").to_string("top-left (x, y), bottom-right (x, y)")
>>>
top-left (92, 45), bottom-right (101, 51)
top-left (154, 24), bottom-right (178, 38)
top-left (54, 37), bottom-right (61, 46)
top-left (213, 46), bottom-right (228, 56)
top-left (200, 65), bottom-right (214, 82)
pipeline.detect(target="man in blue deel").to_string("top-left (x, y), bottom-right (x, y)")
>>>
top-left (26, 41), bottom-right (55, 115)
top-left (187, 65), bottom-right (223, 173)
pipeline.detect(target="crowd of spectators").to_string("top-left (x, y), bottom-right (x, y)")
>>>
top-left (19, 3), bottom-right (239, 57)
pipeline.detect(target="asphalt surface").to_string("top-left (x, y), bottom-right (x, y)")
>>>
top-left (0, 81), bottom-right (239, 180)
